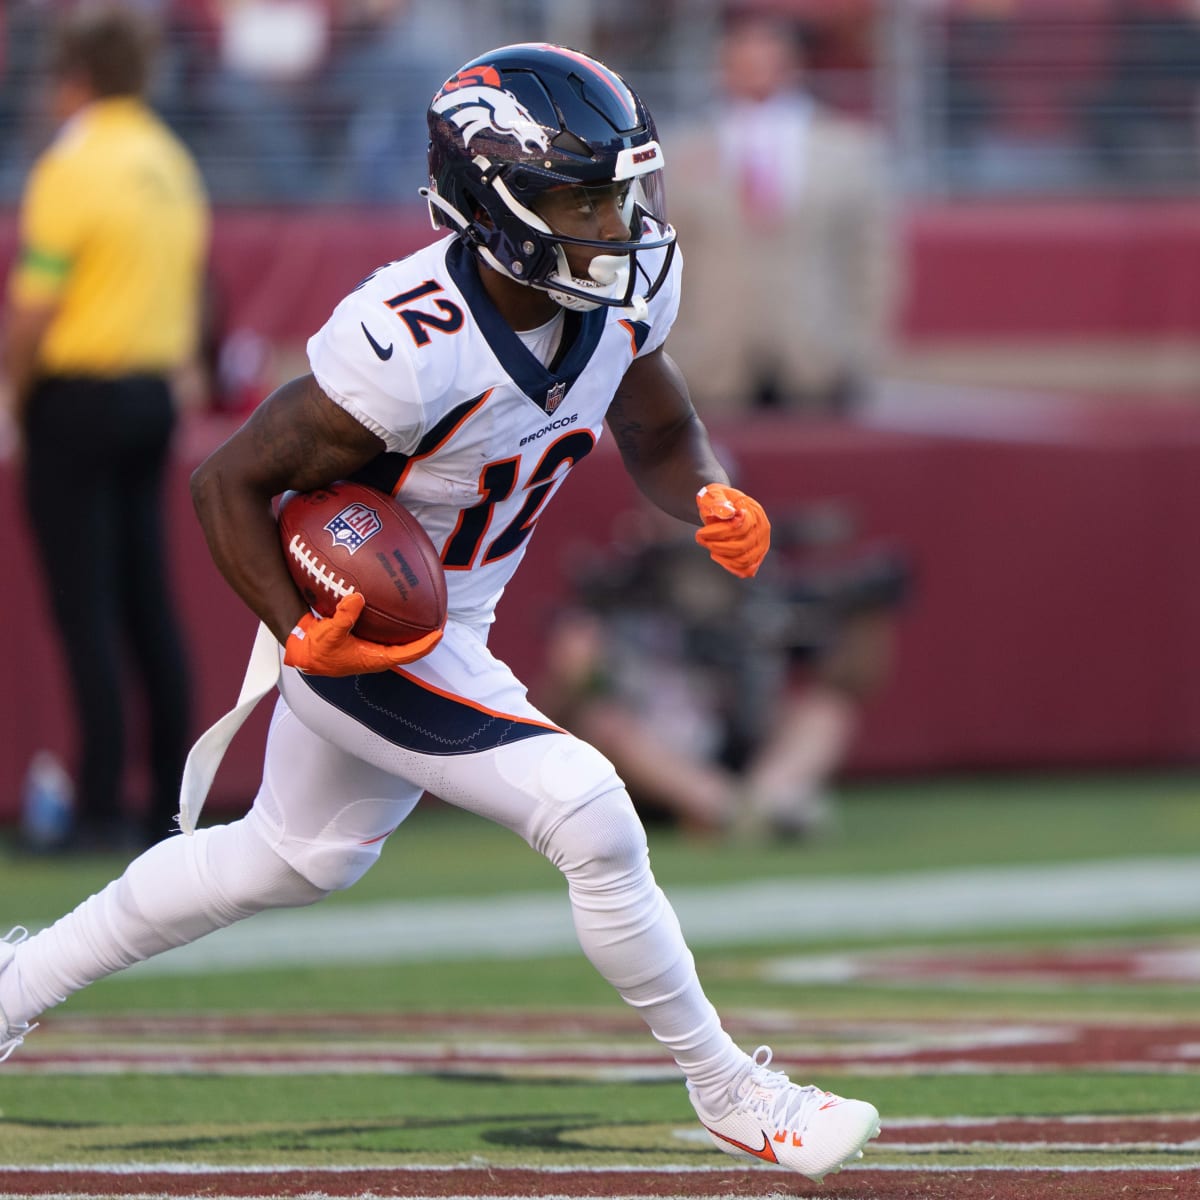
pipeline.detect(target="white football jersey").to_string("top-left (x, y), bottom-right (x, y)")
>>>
top-left (308, 230), bottom-right (681, 629)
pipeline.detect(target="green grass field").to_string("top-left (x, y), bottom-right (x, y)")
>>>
top-left (2, 771), bottom-right (1200, 1186)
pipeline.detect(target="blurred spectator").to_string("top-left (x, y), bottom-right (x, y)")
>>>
top-left (941, 4), bottom-right (1117, 193)
top-left (203, 0), bottom-right (334, 201)
top-left (941, 8), bottom-right (1010, 184)
top-left (0, 3), bottom-right (54, 199)
top-left (666, 10), bottom-right (902, 418)
top-left (537, 503), bottom-right (910, 840)
top-left (2, 3), bottom-right (210, 851)
top-left (154, 0), bottom-right (223, 152)
top-left (325, 0), bottom-right (464, 204)
top-left (1080, 0), bottom-right (1200, 184)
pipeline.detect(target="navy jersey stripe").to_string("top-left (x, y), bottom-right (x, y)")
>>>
top-left (299, 669), bottom-right (560, 756)
top-left (351, 392), bottom-right (490, 495)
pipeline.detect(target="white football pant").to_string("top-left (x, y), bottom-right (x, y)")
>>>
top-left (2, 619), bottom-right (747, 1104)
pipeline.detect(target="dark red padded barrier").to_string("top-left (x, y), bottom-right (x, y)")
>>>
top-left (5, 397), bottom-right (1199, 823)
top-left (902, 201), bottom-right (1200, 340)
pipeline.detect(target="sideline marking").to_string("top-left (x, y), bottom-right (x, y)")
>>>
top-left (6, 1160), bottom-right (1200, 1173)
top-left (72, 856), bottom-right (1200, 975)
top-left (11, 1014), bottom-right (1200, 1077)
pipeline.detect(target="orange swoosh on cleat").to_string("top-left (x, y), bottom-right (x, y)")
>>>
top-left (818, 1097), bottom-right (844, 1111)
top-left (705, 1126), bottom-right (779, 1164)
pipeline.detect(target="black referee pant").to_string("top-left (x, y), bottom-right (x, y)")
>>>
top-left (23, 373), bottom-right (192, 845)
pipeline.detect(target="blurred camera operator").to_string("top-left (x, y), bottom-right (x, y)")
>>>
top-left (538, 502), bottom-right (910, 839)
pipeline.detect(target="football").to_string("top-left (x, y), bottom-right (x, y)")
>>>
top-left (277, 481), bottom-right (447, 645)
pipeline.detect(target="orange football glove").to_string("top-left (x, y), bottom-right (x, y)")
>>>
top-left (284, 591), bottom-right (443, 676)
top-left (695, 483), bottom-right (771, 579)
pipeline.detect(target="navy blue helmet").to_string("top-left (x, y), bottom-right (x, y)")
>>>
top-left (424, 43), bottom-right (676, 317)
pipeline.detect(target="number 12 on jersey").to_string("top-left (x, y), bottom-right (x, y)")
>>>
top-left (441, 430), bottom-right (595, 568)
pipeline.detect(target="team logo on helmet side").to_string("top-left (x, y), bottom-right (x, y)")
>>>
top-left (324, 503), bottom-right (382, 554)
top-left (431, 67), bottom-right (551, 154)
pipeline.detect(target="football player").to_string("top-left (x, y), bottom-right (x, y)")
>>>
top-left (0, 44), bottom-right (879, 1182)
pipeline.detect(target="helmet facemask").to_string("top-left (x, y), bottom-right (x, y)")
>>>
top-left (496, 165), bottom-right (673, 318)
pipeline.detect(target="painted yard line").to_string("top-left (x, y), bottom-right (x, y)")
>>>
top-left (63, 855), bottom-right (1200, 976)
top-left (882, 1142), bottom-right (1200, 1152)
top-left (10, 1055), bottom-right (1200, 1076)
top-left (0, 1190), bottom-right (758, 1200)
top-left (33, 1010), bottom-right (1200, 1043)
top-left (888, 1114), bottom-right (1200, 1127)
top-left (762, 940), bottom-right (1200, 985)
top-left (13, 1018), bottom-right (1200, 1076)
top-left (6, 1162), bottom-right (1200, 1175)
top-left (5, 1166), bottom-right (1200, 1200)
top-left (0, 1166), bottom-right (761, 1176)
top-left (3, 1191), bottom-right (1199, 1200)
top-left (670, 1127), bottom-right (1200, 1154)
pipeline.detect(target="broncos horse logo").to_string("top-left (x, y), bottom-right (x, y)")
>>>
top-left (432, 67), bottom-right (551, 154)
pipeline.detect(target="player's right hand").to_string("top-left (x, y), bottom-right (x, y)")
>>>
top-left (283, 592), bottom-right (443, 676)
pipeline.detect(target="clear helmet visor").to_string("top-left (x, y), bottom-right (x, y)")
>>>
top-left (615, 141), bottom-right (668, 226)
top-left (640, 171), bottom-right (667, 225)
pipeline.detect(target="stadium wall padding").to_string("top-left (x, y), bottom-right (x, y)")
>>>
top-left (3, 400), bottom-right (1199, 821)
top-left (3, 200), bottom-right (1200, 818)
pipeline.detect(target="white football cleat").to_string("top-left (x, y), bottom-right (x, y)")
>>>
top-left (0, 927), bottom-right (37, 1063)
top-left (689, 1045), bottom-right (880, 1182)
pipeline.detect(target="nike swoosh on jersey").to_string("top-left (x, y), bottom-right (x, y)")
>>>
top-left (704, 1125), bottom-right (779, 1164)
top-left (360, 322), bottom-right (394, 360)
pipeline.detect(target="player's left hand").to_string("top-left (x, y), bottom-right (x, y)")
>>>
top-left (695, 483), bottom-right (771, 578)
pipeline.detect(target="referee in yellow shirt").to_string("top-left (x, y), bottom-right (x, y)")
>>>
top-left (3, 6), bottom-right (210, 851)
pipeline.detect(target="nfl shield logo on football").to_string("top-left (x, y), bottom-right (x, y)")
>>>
top-left (324, 502), bottom-right (382, 554)
top-left (545, 381), bottom-right (566, 413)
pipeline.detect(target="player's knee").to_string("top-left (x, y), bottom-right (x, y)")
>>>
top-left (199, 816), bottom-right (330, 912)
top-left (541, 787), bottom-right (650, 889)
top-left (281, 843), bottom-right (384, 893)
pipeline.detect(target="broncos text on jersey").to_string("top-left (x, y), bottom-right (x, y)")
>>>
top-left (307, 228), bottom-right (681, 630)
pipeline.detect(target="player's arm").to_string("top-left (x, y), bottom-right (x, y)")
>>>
top-left (606, 346), bottom-right (770, 578)
top-left (190, 373), bottom-right (404, 655)
top-left (606, 346), bottom-right (727, 524)
top-left (193, 373), bottom-right (439, 675)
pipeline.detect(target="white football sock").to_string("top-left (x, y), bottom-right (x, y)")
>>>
top-left (1, 814), bottom-right (325, 1025)
top-left (539, 790), bottom-right (748, 1107)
